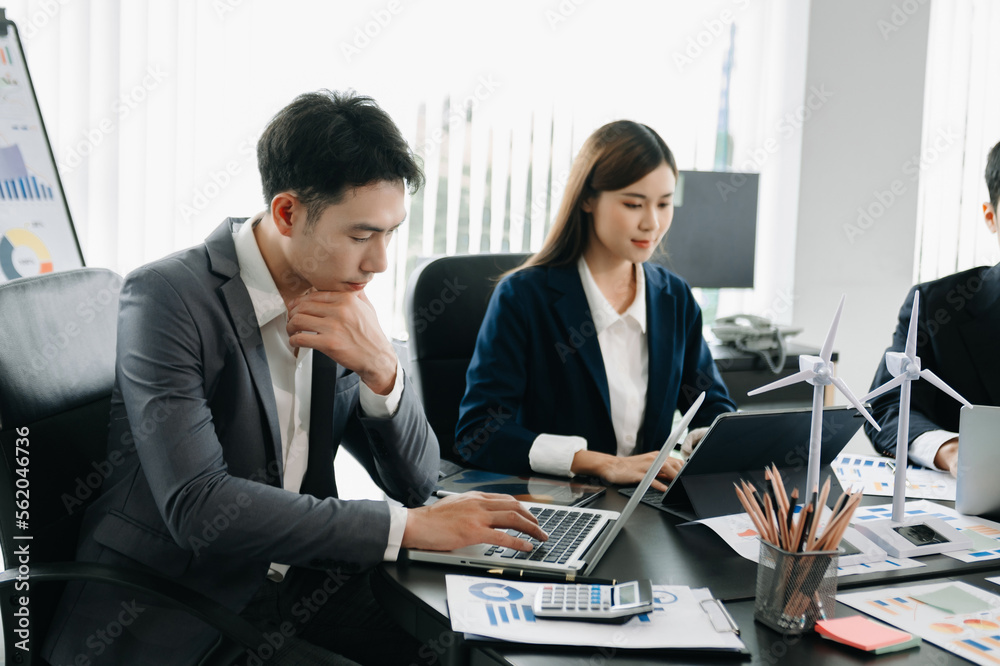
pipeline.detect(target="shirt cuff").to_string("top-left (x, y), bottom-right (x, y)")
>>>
top-left (359, 361), bottom-right (404, 418)
top-left (909, 430), bottom-right (959, 470)
top-left (528, 434), bottom-right (588, 477)
top-left (382, 503), bottom-right (408, 561)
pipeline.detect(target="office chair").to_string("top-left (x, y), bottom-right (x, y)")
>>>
top-left (405, 253), bottom-right (530, 463)
top-left (0, 268), bottom-right (261, 665)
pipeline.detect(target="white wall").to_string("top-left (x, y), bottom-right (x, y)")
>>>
top-left (793, 0), bottom-right (931, 453)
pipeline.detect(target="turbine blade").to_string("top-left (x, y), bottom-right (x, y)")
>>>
top-left (905, 291), bottom-right (919, 359)
top-left (862, 374), bottom-right (907, 402)
top-left (821, 295), bottom-right (846, 363)
top-left (747, 370), bottom-right (814, 396)
top-left (919, 369), bottom-right (973, 408)
top-left (831, 376), bottom-right (881, 432)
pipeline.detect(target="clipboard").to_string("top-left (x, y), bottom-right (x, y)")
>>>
top-left (445, 574), bottom-right (749, 654)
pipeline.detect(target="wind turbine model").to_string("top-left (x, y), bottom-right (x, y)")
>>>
top-left (747, 296), bottom-right (881, 497)
top-left (853, 291), bottom-right (973, 557)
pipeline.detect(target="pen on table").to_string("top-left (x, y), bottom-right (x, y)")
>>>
top-left (484, 568), bottom-right (616, 585)
top-left (883, 462), bottom-right (913, 487)
top-left (433, 489), bottom-right (461, 498)
top-left (700, 598), bottom-right (741, 635)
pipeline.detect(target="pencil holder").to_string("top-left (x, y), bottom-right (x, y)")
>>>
top-left (753, 540), bottom-right (838, 634)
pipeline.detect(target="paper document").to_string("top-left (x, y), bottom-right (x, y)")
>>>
top-left (690, 512), bottom-right (921, 575)
top-left (832, 454), bottom-right (956, 501)
top-left (852, 500), bottom-right (1000, 563)
top-left (839, 581), bottom-right (1000, 665)
top-left (445, 575), bottom-right (745, 652)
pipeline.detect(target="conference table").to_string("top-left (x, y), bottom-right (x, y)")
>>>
top-left (374, 483), bottom-right (1000, 665)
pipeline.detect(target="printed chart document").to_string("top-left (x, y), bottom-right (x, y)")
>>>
top-left (689, 512), bottom-right (923, 576)
top-left (832, 454), bottom-right (956, 500)
top-left (445, 575), bottom-right (746, 653)
top-left (839, 581), bottom-right (1000, 665)
top-left (853, 500), bottom-right (1000, 563)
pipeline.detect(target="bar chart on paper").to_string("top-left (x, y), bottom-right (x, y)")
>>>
top-left (853, 501), bottom-right (1000, 564)
top-left (833, 454), bottom-right (956, 500)
top-left (467, 582), bottom-right (538, 626)
top-left (840, 581), bottom-right (1000, 666)
top-left (446, 575), bottom-right (746, 651)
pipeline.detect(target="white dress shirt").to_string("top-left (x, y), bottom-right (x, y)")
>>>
top-left (528, 257), bottom-right (648, 477)
top-left (909, 430), bottom-right (958, 470)
top-left (233, 217), bottom-right (407, 580)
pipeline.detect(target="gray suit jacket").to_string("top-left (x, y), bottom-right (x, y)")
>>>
top-left (43, 219), bottom-right (439, 665)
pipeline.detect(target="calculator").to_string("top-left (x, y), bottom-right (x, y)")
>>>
top-left (532, 580), bottom-right (654, 622)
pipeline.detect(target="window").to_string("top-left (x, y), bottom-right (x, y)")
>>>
top-left (914, 0), bottom-right (1000, 282)
top-left (13, 0), bottom-right (807, 333)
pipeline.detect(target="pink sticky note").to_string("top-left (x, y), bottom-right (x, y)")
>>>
top-left (815, 616), bottom-right (912, 651)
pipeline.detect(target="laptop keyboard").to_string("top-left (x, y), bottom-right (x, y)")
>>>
top-left (483, 507), bottom-right (602, 565)
top-left (618, 487), bottom-right (665, 506)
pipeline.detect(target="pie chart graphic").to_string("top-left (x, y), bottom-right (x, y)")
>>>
top-left (929, 623), bottom-right (964, 635)
top-left (964, 618), bottom-right (999, 630)
top-left (0, 228), bottom-right (53, 280)
top-left (468, 582), bottom-right (524, 602)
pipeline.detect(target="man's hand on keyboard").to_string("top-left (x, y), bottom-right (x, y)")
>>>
top-left (402, 491), bottom-right (549, 552)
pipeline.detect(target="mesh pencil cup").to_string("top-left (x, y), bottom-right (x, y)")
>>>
top-left (754, 540), bottom-right (838, 634)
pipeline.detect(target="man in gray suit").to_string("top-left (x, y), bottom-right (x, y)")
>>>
top-left (43, 91), bottom-right (545, 666)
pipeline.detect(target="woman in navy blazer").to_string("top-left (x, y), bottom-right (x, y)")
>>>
top-left (456, 121), bottom-right (736, 489)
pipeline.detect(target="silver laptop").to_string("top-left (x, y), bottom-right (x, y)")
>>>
top-left (957, 405), bottom-right (1000, 517)
top-left (406, 393), bottom-right (705, 578)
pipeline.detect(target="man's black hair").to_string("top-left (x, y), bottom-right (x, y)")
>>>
top-left (257, 90), bottom-right (424, 223)
top-left (987, 140), bottom-right (1000, 210)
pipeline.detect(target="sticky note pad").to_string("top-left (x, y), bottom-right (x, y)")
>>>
top-left (872, 634), bottom-right (921, 654)
top-left (911, 585), bottom-right (992, 615)
top-left (815, 616), bottom-right (912, 650)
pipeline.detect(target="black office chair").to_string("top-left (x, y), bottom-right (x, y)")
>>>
top-left (0, 268), bottom-right (262, 665)
top-left (404, 253), bottom-right (530, 464)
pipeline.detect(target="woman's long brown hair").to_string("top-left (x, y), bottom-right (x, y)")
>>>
top-left (512, 120), bottom-right (678, 273)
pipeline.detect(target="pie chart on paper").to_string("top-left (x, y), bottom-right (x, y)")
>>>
top-left (0, 227), bottom-right (53, 280)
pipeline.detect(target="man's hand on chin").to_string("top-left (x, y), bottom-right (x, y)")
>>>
top-left (286, 289), bottom-right (397, 395)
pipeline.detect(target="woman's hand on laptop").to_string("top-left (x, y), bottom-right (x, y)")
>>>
top-left (571, 450), bottom-right (683, 492)
top-left (402, 492), bottom-right (548, 552)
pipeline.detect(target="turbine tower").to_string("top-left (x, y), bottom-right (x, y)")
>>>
top-left (853, 291), bottom-right (973, 557)
top-left (748, 295), bottom-right (880, 495)
top-left (862, 291), bottom-right (972, 522)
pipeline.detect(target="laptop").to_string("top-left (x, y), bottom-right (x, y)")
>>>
top-left (405, 393), bottom-right (706, 578)
top-left (620, 406), bottom-right (865, 520)
top-left (957, 405), bottom-right (1000, 518)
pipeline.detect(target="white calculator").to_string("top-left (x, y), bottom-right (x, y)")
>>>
top-left (532, 580), bottom-right (654, 622)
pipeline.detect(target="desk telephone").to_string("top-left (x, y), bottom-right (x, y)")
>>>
top-left (712, 314), bottom-right (801, 374)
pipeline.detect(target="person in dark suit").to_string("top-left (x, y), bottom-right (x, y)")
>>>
top-left (455, 121), bottom-right (736, 490)
top-left (866, 139), bottom-right (1000, 476)
top-left (43, 91), bottom-right (545, 666)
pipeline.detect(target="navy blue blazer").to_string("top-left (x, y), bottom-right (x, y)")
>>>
top-left (866, 263), bottom-right (1000, 457)
top-left (455, 262), bottom-right (736, 473)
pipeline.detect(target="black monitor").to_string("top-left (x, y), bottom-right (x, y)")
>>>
top-left (651, 170), bottom-right (758, 289)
